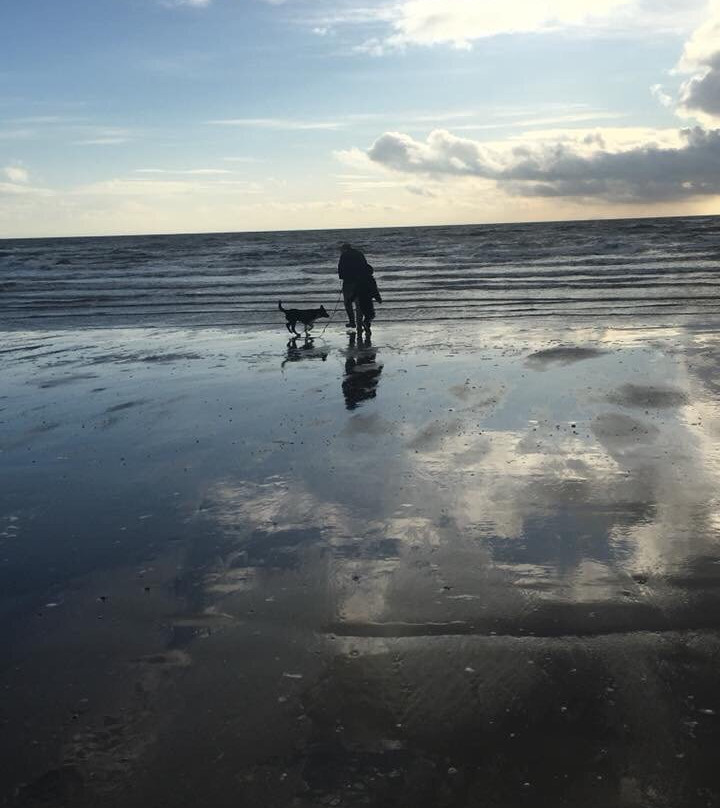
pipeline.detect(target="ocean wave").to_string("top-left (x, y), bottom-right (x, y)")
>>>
top-left (2, 215), bottom-right (720, 329)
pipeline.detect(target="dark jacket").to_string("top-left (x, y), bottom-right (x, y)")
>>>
top-left (338, 247), bottom-right (373, 281)
top-left (357, 271), bottom-right (381, 303)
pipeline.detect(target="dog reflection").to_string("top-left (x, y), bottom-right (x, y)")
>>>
top-left (282, 335), bottom-right (328, 368)
top-left (342, 333), bottom-right (383, 410)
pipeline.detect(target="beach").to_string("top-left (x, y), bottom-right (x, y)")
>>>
top-left (3, 316), bottom-right (720, 806)
top-left (6, 0), bottom-right (720, 793)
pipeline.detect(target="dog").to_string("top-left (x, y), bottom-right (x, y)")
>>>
top-left (278, 301), bottom-right (329, 336)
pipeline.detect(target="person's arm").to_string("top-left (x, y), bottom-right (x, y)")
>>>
top-left (338, 255), bottom-right (345, 280)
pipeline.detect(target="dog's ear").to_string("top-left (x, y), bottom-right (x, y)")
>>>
top-left (320, 305), bottom-right (328, 316)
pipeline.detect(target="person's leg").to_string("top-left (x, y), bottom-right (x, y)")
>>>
top-left (356, 293), bottom-right (373, 333)
top-left (343, 282), bottom-right (356, 327)
top-left (364, 298), bottom-right (375, 332)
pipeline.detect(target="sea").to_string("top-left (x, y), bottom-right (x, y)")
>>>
top-left (2, 215), bottom-right (720, 330)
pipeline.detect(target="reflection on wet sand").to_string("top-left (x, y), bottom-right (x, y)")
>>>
top-left (281, 335), bottom-right (328, 368)
top-left (342, 333), bottom-right (383, 410)
top-left (4, 323), bottom-right (720, 807)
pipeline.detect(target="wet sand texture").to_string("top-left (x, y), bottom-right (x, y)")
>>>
top-left (3, 322), bottom-right (720, 807)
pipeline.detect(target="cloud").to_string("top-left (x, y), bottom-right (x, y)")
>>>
top-left (134, 168), bottom-right (231, 175)
top-left (451, 111), bottom-right (627, 131)
top-left (350, 0), bottom-right (714, 210)
top-left (0, 181), bottom-right (53, 198)
top-left (207, 117), bottom-right (343, 131)
top-left (3, 165), bottom-right (28, 183)
top-left (338, 107), bottom-right (621, 129)
top-left (74, 176), bottom-right (263, 197)
top-left (292, 0), bottom-right (397, 29)
top-left (72, 126), bottom-right (136, 146)
top-left (223, 156), bottom-right (265, 163)
top-left (650, 84), bottom-right (674, 108)
top-left (9, 115), bottom-right (75, 125)
top-left (161, 0), bottom-right (212, 6)
top-left (343, 0), bottom-right (707, 53)
top-left (677, 1), bottom-right (720, 122)
top-left (0, 129), bottom-right (35, 141)
top-left (406, 183), bottom-right (437, 197)
top-left (74, 179), bottom-right (198, 196)
top-left (365, 125), bottom-right (720, 201)
top-left (383, 0), bottom-right (631, 49)
top-left (75, 137), bottom-right (130, 145)
top-left (290, 0), bottom-right (709, 55)
top-left (0, 118), bottom-right (138, 146)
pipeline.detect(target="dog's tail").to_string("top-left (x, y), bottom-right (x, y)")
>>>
top-left (278, 300), bottom-right (285, 312)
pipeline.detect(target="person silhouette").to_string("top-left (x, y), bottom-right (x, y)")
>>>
top-left (338, 243), bottom-right (382, 332)
top-left (354, 270), bottom-right (382, 335)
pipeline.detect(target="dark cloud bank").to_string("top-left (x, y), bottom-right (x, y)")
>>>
top-left (367, 126), bottom-right (720, 202)
top-left (682, 54), bottom-right (720, 118)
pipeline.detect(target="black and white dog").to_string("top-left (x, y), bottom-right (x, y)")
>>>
top-left (278, 301), bottom-right (329, 336)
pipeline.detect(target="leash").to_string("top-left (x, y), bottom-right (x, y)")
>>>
top-left (319, 290), bottom-right (343, 336)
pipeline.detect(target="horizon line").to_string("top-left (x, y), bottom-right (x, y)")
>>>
top-left (1, 210), bottom-right (718, 242)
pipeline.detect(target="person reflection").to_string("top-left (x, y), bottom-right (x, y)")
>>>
top-left (282, 335), bottom-right (328, 368)
top-left (342, 333), bottom-right (383, 410)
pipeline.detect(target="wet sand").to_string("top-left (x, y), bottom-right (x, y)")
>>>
top-left (3, 321), bottom-right (720, 807)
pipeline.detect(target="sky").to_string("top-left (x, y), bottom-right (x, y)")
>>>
top-left (1, 0), bottom-right (720, 237)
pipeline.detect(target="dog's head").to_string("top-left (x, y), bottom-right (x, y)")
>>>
top-left (319, 305), bottom-right (329, 318)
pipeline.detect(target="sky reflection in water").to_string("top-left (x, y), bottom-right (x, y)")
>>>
top-left (4, 322), bottom-right (720, 806)
top-left (204, 324), bottom-right (720, 637)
